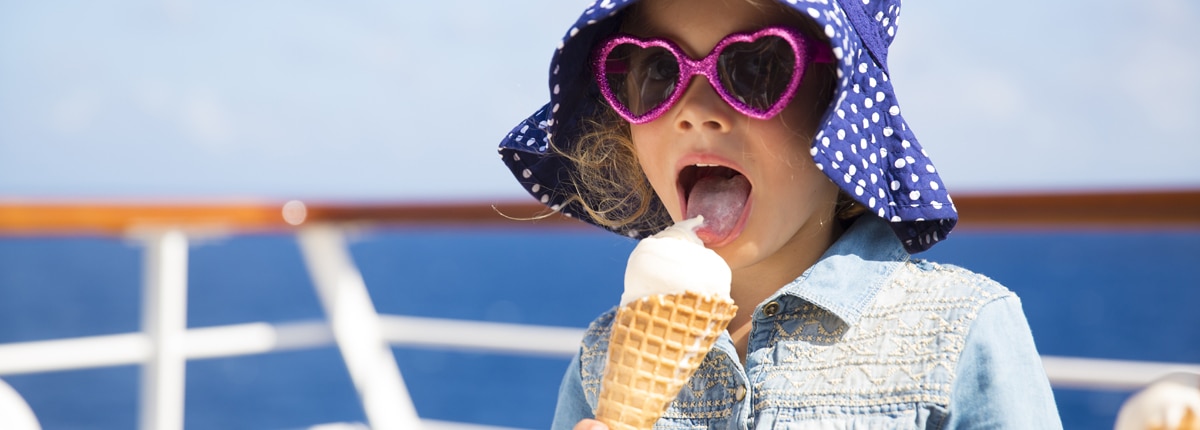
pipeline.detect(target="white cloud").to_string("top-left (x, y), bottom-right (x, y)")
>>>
top-left (182, 89), bottom-right (234, 150)
top-left (891, 0), bottom-right (1200, 191)
top-left (51, 90), bottom-right (100, 134)
top-left (1119, 0), bottom-right (1199, 135)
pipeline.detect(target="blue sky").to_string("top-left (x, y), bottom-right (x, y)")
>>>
top-left (1, 0), bottom-right (1197, 202)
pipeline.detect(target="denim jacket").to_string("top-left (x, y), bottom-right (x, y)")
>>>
top-left (552, 216), bottom-right (1062, 429)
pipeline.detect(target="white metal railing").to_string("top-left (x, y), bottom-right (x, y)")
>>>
top-left (297, 225), bottom-right (421, 429)
top-left (0, 224), bottom-right (582, 430)
top-left (6, 314), bottom-right (1200, 389)
top-left (137, 229), bottom-right (189, 430)
top-left (1, 224), bottom-right (1198, 429)
top-left (0, 316), bottom-right (584, 376)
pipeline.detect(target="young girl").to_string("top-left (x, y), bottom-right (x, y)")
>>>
top-left (498, 0), bottom-right (1062, 428)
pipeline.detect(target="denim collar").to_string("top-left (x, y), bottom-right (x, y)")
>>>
top-left (773, 215), bottom-right (910, 326)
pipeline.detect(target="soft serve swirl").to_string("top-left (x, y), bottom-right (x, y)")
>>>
top-left (621, 216), bottom-right (733, 306)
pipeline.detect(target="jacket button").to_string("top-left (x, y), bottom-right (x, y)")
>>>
top-left (762, 301), bottom-right (781, 317)
top-left (735, 385), bottom-right (747, 401)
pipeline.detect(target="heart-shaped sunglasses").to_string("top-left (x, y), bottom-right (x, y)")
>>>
top-left (592, 25), bottom-right (834, 125)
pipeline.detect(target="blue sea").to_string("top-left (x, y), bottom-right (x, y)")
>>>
top-left (1, 226), bottom-right (1198, 429)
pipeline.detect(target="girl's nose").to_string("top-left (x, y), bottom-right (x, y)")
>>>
top-left (672, 77), bottom-right (734, 133)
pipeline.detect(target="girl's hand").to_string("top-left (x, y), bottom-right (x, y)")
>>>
top-left (574, 419), bottom-right (609, 430)
top-left (1115, 372), bottom-right (1200, 430)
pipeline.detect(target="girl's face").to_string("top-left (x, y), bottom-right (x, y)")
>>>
top-left (627, 0), bottom-right (841, 275)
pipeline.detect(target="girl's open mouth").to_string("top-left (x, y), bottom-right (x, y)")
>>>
top-left (679, 164), bottom-right (752, 246)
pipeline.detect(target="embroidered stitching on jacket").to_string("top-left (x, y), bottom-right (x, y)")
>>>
top-left (753, 261), bottom-right (1009, 411)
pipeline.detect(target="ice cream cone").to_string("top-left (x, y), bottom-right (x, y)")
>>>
top-left (594, 290), bottom-right (736, 430)
top-left (1150, 408), bottom-right (1199, 430)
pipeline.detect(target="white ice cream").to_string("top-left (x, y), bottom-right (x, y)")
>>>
top-left (620, 216), bottom-right (733, 306)
top-left (1115, 372), bottom-right (1200, 430)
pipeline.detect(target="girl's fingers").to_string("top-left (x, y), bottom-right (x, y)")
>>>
top-left (574, 419), bottom-right (609, 430)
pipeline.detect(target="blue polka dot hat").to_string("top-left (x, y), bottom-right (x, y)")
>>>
top-left (497, 0), bottom-right (957, 253)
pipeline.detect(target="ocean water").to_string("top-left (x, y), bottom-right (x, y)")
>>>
top-left (0, 226), bottom-right (1197, 429)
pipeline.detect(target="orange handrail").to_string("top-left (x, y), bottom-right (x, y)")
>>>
top-left (0, 200), bottom-right (575, 236)
top-left (952, 189), bottom-right (1200, 230)
top-left (1, 189), bottom-right (1197, 236)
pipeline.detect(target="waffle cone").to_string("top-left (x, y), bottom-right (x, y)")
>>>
top-left (594, 291), bottom-right (736, 430)
top-left (1150, 408), bottom-right (1199, 430)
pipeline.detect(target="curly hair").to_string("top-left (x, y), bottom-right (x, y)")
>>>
top-left (549, 107), bottom-right (673, 233)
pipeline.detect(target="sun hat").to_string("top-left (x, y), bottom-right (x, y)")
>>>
top-left (497, 0), bottom-right (957, 253)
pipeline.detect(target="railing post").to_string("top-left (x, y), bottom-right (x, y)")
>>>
top-left (138, 229), bottom-right (189, 430)
top-left (297, 225), bottom-right (421, 430)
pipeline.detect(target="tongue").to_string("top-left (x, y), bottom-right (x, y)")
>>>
top-left (685, 174), bottom-right (751, 244)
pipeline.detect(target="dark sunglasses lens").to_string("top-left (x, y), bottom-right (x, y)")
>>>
top-left (603, 44), bottom-right (679, 117)
top-left (717, 36), bottom-right (796, 112)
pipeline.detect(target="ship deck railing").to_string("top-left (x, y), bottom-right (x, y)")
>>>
top-left (1, 190), bottom-right (1198, 429)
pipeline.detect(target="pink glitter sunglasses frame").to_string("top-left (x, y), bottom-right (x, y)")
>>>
top-left (592, 25), bottom-right (834, 125)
